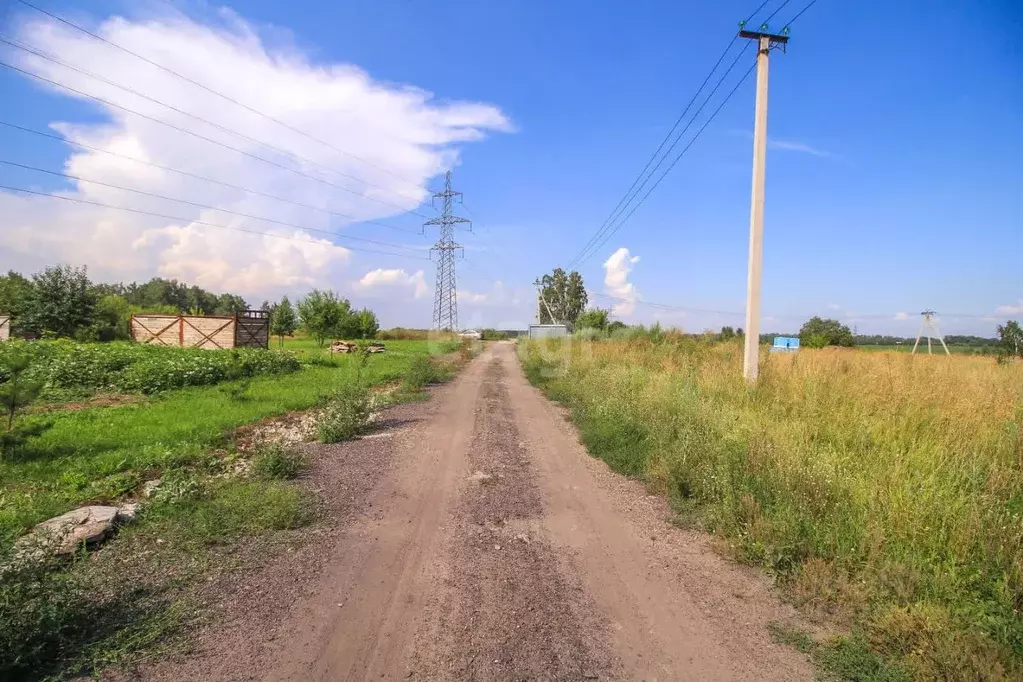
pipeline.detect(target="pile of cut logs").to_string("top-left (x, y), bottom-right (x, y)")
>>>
top-left (329, 341), bottom-right (386, 354)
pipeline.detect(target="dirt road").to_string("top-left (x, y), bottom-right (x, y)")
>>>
top-left (136, 342), bottom-right (812, 681)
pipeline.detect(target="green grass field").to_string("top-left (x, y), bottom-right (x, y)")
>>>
top-left (521, 338), bottom-right (1023, 681)
top-left (0, 338), bottom-right (448, 546)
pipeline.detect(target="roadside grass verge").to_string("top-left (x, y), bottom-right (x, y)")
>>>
top-left (0, 339), bottom-right (448, 546)
top-left (519, 338), bottom-right (1023, 680)
top-left (1, 338), bottom-right (457, 680)
top-left (0, 476), bottom-right (309, 680)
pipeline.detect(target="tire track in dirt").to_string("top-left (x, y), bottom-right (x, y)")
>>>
top-left (409, 357), bottom-right (617, 680)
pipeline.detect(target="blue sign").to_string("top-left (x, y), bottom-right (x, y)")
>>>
top-left (771, 336), bottom-right (800, 352)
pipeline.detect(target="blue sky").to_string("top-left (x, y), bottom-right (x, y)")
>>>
top-left (0, 0), bottom-right (1020, 334)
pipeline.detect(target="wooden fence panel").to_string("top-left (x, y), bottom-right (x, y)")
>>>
top-left (132, 314), bottom-right (238, 349)
top-left (131, 315), bottom-right (180, 346)
top-left (181, 316), bottom-right (236, 349)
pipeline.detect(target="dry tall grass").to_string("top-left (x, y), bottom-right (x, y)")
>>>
top-left (521, 338), bottom-right (1023, 680)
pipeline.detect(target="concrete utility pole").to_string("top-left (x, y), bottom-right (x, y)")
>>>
top-left (911, 310), bottom-right (951, 356)
top-left (740, 26), bottom-right (788, 383)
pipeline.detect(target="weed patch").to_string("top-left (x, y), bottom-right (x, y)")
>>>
top-left (318, 384), bottom-right (371, 443)
top-left (252, 443), bottom-right (306, 480)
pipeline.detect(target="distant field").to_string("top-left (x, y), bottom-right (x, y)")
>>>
top-left (857, 343), bottom-right (996, 354)
top-left (521, 338), bottom-right (1023, 680)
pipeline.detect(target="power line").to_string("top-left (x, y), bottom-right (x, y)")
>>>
top-left (0, 119), bottom-right (419, 235)
top-left (570, 46), bottom-right (749, 267)
top-left (0, 33), bottom-right (430, 215)
top-left (0, 59), bottom-right (432, 219)
top-left (0, 183), bottom-right (432, 261)
top-left (0, 159), bottom-right (427, 253)
top-left (784, 0), bottom-right (819, 27)
top-left (15, 0), bottom-right (429, 194)
top-left (591, 293), bottom-right (995, 324)
top-left (580, 60), bottom-right (757, 265)
top-left (566, 0), bottom-right (776, 270)
top-left (590, 292), bottom-right (744, 316)
top-left (760, 0), bottom-right (794, 27)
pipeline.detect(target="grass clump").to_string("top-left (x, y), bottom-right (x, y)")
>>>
top-left (520, 338), bottom-right (1023, 680)
top-left (318, 383), bottom-right (371, 443)
top-left (145, 479), bottom-right (310, 546)
top-left (403, 355), bottom-right (444, 391)
top-left (252, 443), bottom-right (306, 480)
top-left (0, 532), bottom-right (188, 681)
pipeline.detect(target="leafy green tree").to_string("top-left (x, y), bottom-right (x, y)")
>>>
top-left (21, 265), bottom-right (96, 338)
top-left (355, 308), bottom-right (380, 339)
top-left (270, 296), bottom-right (298, 347)
top-left (297, 290), bottom-right (351, 346)
top-left (92, 294), bottom-right (132, 341)
top-left (0, 271), bottom-right (32, 331)
top-left (997, 320), bottom-right (1023, 358)
top-left (214, 293), bottom-right (248, 315)
top-left (798, 316), bottom-right (854, 348)
top-left (720, 326), bottom-right (736, 340)
top-left (576, 308), bottom-right (610, 331)
top-left (539, 268), bottom-right (587, 325)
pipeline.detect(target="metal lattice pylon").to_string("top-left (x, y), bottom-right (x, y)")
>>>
top-left (424, 171), bottom-right (470, 331)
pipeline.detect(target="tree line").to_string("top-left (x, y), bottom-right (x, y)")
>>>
top-left (0, 264), bottom-right (250, 341)
top-left (0, 264), bottom-right (380, 346)
top-left (534, 269), bottom-right (1022, 358)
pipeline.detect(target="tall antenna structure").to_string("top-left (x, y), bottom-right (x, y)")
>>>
top-left (424, 171), bottom-right (470, 331)
top-left (912, 310), bottom-right (950, 355)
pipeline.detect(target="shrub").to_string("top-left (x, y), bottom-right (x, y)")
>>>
top-left (404, 356), bottom-right (442, 391)
top-left (252, 444), bottom-right (306, 480)
top-left (317, 383), bottom-right (371, 443)
top-left (0, 341), bottom-right (301, 397)
top-left (573, 327), bottom-right (605, 341)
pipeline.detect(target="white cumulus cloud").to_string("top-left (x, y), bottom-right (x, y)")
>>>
top-left (356, 268), bottom-right (428, 299)
top-left (603, 247), bottom-right (640, 317)
top-left (894, 311), bottom-right (910, 320)
top-left (0, 6), bottom-right (511, 303)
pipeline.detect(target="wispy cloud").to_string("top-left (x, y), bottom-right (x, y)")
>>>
top-left (729, 129), bottom-right (833, 158)
top-left (995, 300), bottom-right (1023, 315)
top-left (894, 312), bottom-right (909, 320)
top-left (768, 138), bottom-right (833, 157)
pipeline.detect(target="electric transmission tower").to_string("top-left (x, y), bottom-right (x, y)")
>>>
top-left (424, 171), bottom-right (470, 331)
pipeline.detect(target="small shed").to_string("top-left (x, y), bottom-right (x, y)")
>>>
top-left (0, 315), bottom-right (9, 341)
top-left (528, 324), bottom-right (568, 340)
